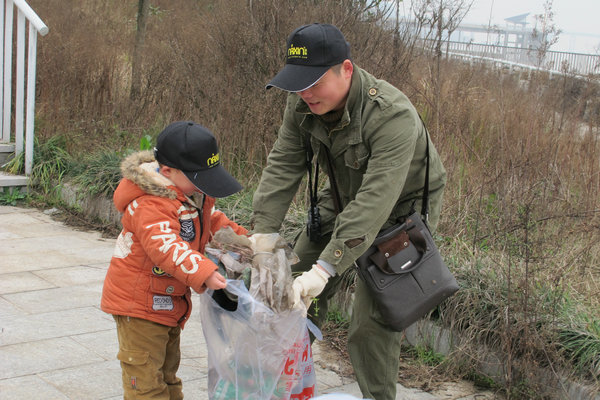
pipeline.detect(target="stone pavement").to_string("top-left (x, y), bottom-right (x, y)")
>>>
top-left (0, 205), bottom-right (493, 400)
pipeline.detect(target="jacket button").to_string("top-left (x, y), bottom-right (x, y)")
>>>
top-left (334, 249), bottom-right (343, 258)
top-left (166, 286), bottom-right (174, 294)
top-left (369, 88), bottom-right (377, 96)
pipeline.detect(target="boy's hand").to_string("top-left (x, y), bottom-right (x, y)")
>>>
top-left (205, 271), bottom-right (227, 290)
top-left (193, 271), bottom-right (227, 294)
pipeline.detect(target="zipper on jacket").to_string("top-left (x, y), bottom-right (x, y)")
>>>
top-left (178, 295), bottom-right (190, 325)
top-left (199, 193), bottom-right (205, 239)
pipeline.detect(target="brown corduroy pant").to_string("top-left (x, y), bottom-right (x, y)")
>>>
top-left (113, 315), bottom-right (184, 400)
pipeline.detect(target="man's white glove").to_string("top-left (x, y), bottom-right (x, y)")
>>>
top-left (292, 264), bottom-right (331, 311)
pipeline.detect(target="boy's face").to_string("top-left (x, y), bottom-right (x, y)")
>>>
top-left (161, 166), bottom-right (200, 196)
top-left (297, 60), bottom-right (353, 115)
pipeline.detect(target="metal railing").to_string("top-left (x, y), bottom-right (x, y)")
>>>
top-left (424, 40), bottom-right (600, 77)
top-left (1, 0), bottom-right (47, 175)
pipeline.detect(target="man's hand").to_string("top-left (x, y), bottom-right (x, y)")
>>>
top-left (248, 233), bottom-right (277, 251)
top-left (193, 271), bottom-right (227, 294)
top-left (292, 264), bottom-right (331, 310)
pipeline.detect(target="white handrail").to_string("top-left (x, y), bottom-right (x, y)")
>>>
top-left (2, 0), bottom-right (14, 144)
top-left (0, 0), bottom-right (3, 143)
top-left (25, 22), bottom-right (37, 174)
top-left (13, 0), bottom-right (47, 36)
top-left (1, 0), bottom-right (47, 176)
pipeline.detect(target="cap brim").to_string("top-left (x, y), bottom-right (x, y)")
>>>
top-left (184, 165), bottom-right (242, 198)
top-left (266, 64), bottom-right (329, 92)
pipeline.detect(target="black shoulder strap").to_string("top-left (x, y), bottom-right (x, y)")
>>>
top-left (305, 134), bottom-right (319, 212)
top-left (323, 146), bottom-right (342, 215)
top-left (422, 121), bottom-right (431, 222)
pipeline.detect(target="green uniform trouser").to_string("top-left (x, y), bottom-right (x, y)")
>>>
top-left (293, 232), bottom-right (403, 400)
top-left (113, 315), bottom-right (184, 400)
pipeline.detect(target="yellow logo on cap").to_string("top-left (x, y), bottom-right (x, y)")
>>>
top-left (207, 153), bottom-right (220, 167)
top-left (288, 44), bottom-right (308, 58)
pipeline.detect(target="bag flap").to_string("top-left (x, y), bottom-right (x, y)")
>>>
top-left (376, 230), bottom-right (410, 258)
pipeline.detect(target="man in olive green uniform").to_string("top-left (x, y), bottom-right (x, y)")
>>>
top-left (251, 23), bottom-right (446, 400)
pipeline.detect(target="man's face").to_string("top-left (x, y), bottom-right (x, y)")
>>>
top-left (297, 61), bottom-right (353, 115)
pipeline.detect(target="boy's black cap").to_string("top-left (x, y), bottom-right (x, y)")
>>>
top-left (154, 121), bottom-right (242, 198)
top-left (266, 23), bottom-right (351, 92)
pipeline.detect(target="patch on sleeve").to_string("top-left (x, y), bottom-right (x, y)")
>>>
top-left (344, 237), bottom-right (365, 249)
top-left (152, 295), bottom-right (174, 311)
top-left (179, 218), bottom-right (196, 242)
top-left (113, 231), bottom-right (134, 258)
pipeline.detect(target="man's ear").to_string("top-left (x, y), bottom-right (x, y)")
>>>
top-left (342, 59), bottom-right (353, 79)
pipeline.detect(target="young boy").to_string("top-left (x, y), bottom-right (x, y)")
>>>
top-left (101, 121), bottom-right (248, 399)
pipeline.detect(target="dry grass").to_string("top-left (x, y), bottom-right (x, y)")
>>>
top-left (22, 0), bottom-right (600, 396)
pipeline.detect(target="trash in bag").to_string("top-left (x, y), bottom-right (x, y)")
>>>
top-left (199, 280), bottom-right (319, 400)
top-left (205, 227), bottom-right (254, 290)
top-left (200, 228), bottom-right (320, 400)
top-left (205, 228), bottom-right (298, 313)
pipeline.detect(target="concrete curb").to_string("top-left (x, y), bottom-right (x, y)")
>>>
top-left (405, 321), bottom-right (600, 400)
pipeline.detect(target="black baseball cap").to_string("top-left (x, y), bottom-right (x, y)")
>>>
top-left (266, 23), bottom-right (351, 92)
top-left (154, 121), bottom-right (242, 198)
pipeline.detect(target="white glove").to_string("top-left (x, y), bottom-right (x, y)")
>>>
top-left (292, 264), bottom-right (331, 311)
top-left (248, 233), bottom-right (279, 252)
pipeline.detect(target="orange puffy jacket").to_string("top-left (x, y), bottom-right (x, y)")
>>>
top-left (101, 151), bottom-right (247, 328)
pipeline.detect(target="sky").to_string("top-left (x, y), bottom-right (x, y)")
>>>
top-left (397, 0), bottom-right (600, 54)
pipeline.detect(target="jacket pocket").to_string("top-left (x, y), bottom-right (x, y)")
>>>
top-left (150, 276), bottom-right (187, 296)
top-left (344, 143), bottom-right (369, 171)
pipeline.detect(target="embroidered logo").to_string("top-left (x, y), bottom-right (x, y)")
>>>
top-left (288, 44), bottom-right (308, 59)
top-left (206, 153), bottom-right (220, 168)
top-left (179, 219), bottom-right (195, 242)
top-left (152, 266), bottom-right (166, 276)
top-left (152, 295), bottom-right (174, 311)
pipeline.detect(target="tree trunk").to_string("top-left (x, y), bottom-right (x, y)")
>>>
top-left (130, 0), bottom-right (150, 100)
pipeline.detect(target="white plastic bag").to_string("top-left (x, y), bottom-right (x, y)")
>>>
top-left (199, 280), bottom-right (319, 400)
top-left (276, 325), bottom-right (317, 399)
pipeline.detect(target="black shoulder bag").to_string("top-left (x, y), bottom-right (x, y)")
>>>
top-left (312, 128), bottom-right (459, 332)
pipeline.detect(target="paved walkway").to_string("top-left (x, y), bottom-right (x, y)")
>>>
top-left (0, 205), bottom-right (491, 400)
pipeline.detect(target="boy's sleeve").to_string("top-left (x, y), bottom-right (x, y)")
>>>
top-left (210, 208), bottom-right (249, 236)
top-left (131, 197), bottom-right (219, 290)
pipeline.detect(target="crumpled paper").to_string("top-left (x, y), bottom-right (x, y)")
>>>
top-left (206, 227), bottom-right (298, 312)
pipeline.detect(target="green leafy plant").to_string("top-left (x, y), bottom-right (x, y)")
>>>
top-left (2, 151), bottom-right (24, 174)
top-left (69, 150), bottom-right (123, 197)
top-left (0, 187), bottom-right (27, 205)
top-left (559, 316), bottom-right (600, 379)
top-left (406, 345), bottom-right (446, 367)
top-left (326, 308), bottom-right (349, 326)
top-left (29, 136), bottom-right (72, 197)
top-left (139, 134), bottom-right (153, 151)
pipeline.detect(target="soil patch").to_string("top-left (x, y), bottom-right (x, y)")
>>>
top-left (319, 321), bottom-right (458, 394)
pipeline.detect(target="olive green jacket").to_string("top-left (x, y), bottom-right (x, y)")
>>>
top-left (252, 66), bottom-right (446, 274)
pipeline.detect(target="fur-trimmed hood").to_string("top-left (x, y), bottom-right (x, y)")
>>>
top-left (120, 151), bottom-right (176, 198)
top-left (113, 151), bottom-right (187, 213)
